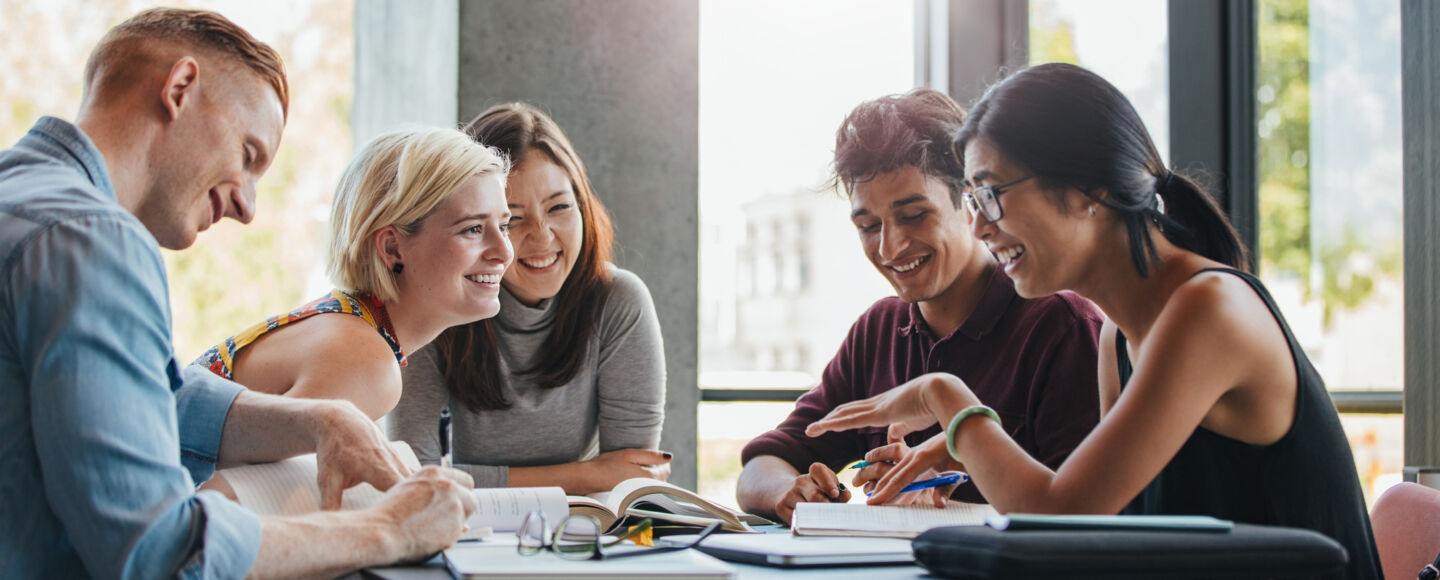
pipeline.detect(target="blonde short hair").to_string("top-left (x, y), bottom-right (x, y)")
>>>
top-left (327, 128), bottom-right (509, 302)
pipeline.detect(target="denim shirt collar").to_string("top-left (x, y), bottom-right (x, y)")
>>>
top-left (26, 116), bottom-right (116, 202)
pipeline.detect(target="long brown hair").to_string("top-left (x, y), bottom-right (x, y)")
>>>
top-left (435, 102), bottom-right (616, 411)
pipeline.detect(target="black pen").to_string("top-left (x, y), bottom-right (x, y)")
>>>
top-left (439, 406), bottom-right (453, 468)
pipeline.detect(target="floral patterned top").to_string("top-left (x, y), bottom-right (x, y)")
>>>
top-left (192, 289), bottom-right (405, 380)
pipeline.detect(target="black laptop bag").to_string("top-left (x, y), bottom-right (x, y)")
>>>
top-left (911, 523), bottom-right (1348, 579)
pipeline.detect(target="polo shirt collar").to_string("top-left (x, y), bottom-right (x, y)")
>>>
top-left (900, 267), bottom-right (1017, 341)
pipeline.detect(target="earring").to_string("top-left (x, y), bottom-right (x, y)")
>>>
top-left (391, 263), bottom-right (404, 274)
top-left (1088, 205), bottom-right (1096, 216)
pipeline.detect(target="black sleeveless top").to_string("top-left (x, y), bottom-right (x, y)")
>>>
top-left (1116, 268), bottom-right (1381, 580)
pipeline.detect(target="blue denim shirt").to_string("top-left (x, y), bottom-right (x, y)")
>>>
top-left (0, 117), bottom-right (261, 578)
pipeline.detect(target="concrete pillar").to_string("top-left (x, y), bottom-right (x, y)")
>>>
top-left (1403, 0), bottom-right (1440, 482)
top-left (352, 0), bottom-right (459, 150)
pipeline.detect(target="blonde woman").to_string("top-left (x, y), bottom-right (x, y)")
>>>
top-left (192, 128), bottom-right (514, 421)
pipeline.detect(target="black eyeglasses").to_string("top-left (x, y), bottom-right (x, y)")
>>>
top-left (516, 511), bottom-right (721, 561)
top-left (962, 174), bottom-right (1034, 222)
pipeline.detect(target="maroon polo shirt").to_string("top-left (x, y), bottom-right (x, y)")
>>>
top-left (741, 269), bottom-right (1103, 503)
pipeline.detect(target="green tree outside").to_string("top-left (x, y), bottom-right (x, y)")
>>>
top-left (1258, 0), bottom-right (1400, 328)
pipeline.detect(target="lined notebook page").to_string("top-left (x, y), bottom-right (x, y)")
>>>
top-left (221, 441), bottom-right (421, 515)
top-left (792, 502), bottom-right (998, 538)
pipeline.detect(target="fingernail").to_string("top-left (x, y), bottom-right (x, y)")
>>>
top-left (662, 452), bottom-right (673, 460)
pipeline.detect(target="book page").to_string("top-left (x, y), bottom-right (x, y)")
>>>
top-left (589, 478), bottom-right (760, 532)
top-left (792, 502), bottom-right (997, 539)
top-left (632, 493), bottom-right (770, 525)
top-left (222, 441), bottom-right (420, 515)
top-left (466, 486), bottom-right (568, 533)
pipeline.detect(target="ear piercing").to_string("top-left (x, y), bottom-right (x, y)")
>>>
top-left (1088, 205), bottom-right (1097, 216)
top-left (392, 263), bottom-right (404, 274)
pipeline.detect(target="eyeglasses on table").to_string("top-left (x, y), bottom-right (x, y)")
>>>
top-left (515, 511), bottom-right (722, 561)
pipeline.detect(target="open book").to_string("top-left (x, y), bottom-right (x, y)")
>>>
top-left (791, 501), bottom-right (997, 539)
top-left (217, 442), bottom-right (571, 539)
top-left (568, 478), bottom-right (770, 533)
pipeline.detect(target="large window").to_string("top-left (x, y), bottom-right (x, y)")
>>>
top-left (696, 0), bottom-right (914, 504)
top-left (1256, 0), bottom-right (1404, 501)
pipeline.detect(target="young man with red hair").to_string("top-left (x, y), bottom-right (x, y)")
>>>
top-left (0, 9), bottom-right (476, 578)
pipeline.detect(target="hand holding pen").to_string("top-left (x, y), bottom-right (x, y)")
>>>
top-left (775, 461), bottom-right (852, 525)
top-left (865, 472), bottom-right (967, 497)
top-left (848, 431), bottom-right (911, 496)
top-left (864, 433), bottom-right (968, 507)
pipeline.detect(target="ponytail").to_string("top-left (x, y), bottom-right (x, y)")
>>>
top-left (1154, 171), bottom-right (1248, 271)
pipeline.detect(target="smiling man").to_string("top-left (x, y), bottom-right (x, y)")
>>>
top-left (0, 9), bottom-right (478, 579)
top-left (736, 88), bottom-right (1105, 524)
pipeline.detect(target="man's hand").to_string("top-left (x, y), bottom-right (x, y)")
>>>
top-left (215, 391), bottom-right (414, 506)
top-left (312, 401), bottom-right (414, 510)
top-left (374, 466), bottom-right (478, 562)
top-left (249, 465), bottom-right (477, 578)
top-left (774, 462), bottom-right (851, 525)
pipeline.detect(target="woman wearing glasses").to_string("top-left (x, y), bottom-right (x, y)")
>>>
top-left (389, 103), bottom-right (669, 494)
top-left (807, 63), bottom-right (1380, 579)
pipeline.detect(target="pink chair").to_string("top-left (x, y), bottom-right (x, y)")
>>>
top-left (1371, 482), bottom-right (1440, 580)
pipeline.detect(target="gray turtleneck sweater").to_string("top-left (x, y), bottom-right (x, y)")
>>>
top-left (386, 266), bottom-right (666, 488)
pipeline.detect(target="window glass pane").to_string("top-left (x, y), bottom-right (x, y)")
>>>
top-left (1029, 0), bottom-right (1169, 163)
top-left (1342, 413), bottom-right (1405, 507)
top-left (698, 0), bottom-right (913, 502)
top-left (1256, 0), bottom-right (1403, 391)
top-left (697, 402), bottom-right (806, 506)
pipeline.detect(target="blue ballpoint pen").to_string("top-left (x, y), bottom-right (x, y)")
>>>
top-left (865, 473), bottom-right (967, 497)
